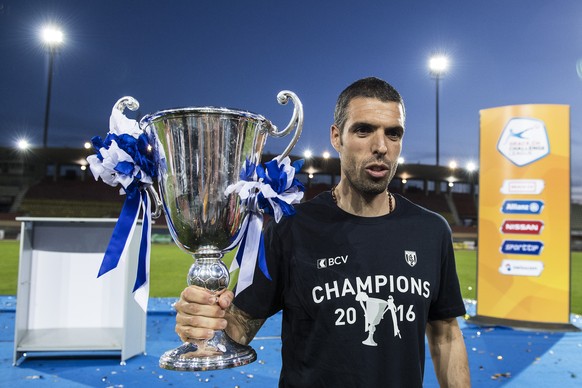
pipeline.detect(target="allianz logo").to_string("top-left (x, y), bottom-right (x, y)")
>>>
top-left (317, 255), bottom-right (349, 269)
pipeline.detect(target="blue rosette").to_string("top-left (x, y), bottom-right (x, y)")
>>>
top-left (225, 156), bottom-right (304, 295)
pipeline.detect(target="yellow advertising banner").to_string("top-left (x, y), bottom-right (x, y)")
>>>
top-left (474, 104), bottom-right (571, 328)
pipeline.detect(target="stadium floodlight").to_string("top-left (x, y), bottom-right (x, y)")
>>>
top-left (429, 55), bottom-right (449, 75)
top-left (428, 54), bottom-right (450, 166)
top-left (41, 26), bottom-right (64, 45)
top-left (17, 139), bottom-right (30, 151)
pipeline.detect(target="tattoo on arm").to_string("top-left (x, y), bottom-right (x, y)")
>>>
top-left (226, 304), bottom-right (265, 345)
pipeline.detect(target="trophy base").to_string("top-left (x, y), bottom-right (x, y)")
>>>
top-left (159, 330), bottom-right (257, 371)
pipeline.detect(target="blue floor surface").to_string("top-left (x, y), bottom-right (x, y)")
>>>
top-left (1, 296), bottom-right (581, 387)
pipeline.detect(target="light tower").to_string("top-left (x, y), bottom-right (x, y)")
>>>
top-left (429, 54), bottom-right (449, 166)
top-left (41, 25), bottom-right (64, 148)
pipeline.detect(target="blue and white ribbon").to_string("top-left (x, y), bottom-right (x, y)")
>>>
top-left (225, 156), bottom-right (304, 295)
top-left (87, 106), bottom-right (159, 312)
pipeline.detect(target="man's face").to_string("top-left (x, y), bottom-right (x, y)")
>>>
top-left (331, 97), bottom-right (405, 196)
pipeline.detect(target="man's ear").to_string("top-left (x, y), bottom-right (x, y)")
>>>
top-left (331, 124), bottom-right (341, 152)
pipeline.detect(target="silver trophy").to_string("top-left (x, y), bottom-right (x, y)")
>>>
top-left (140, 91), bottom-right (303, 371)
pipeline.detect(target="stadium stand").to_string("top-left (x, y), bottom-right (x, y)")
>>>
top-left (2, 147), bottom-right (582, 250)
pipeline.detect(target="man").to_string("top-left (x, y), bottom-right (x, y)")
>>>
top-left (175, 77), bottom-right (471, 387)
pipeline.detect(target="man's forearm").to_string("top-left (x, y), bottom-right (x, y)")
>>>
top-left (427, 318), bottom-right (471, 387)
top-left (224, 303), bottom-right (265, 345)
top-left (429, 335), bottom-right (471, 387)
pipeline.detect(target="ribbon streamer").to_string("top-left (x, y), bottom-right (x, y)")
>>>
top-left (228, 208), bottom-right (270, 296)
top-left (133, 190), bottom-right (151, 311)
top-left (97, 192), bottom-right (141, 278)
top-left (134, 190), bottom-right (151, 291)
top-left (97, 187), bottom-right (151, 312)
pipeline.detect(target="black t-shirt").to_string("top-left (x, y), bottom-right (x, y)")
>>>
top-left (234, 192), bottom-right (466, 387)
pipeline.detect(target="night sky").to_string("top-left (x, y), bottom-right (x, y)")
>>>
top-left (1, 0), bottom-right (581, 200)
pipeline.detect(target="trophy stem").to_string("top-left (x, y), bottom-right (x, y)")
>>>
top-left (159, 245), bottom-right (257, 371)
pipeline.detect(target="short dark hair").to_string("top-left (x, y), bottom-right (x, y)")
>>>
top-left (334, 77), bottom-right (405, 132)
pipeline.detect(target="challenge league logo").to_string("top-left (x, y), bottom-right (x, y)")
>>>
top-left (497, 117), bottom-right (550, 166)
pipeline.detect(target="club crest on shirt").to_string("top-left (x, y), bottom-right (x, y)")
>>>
top-left (405, 251), bottom-right (417, 267)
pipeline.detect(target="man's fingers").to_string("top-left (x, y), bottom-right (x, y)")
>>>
top-left (176, 312), bottom-right (227, 330)
top-left (217, 289), bottom-right (234, 309)
top-left (176, 312), bottom-right (227, 341)
top-left (174, 286), bottom-right (234, 344)
top-left (176, 324), bottom-right (215, 341)
top-left (180, 285), bottom-right (218, 305)
top-left (178, 286), bottom-right (234, 310)
top-left (174, 298), bottom-right (225, 318)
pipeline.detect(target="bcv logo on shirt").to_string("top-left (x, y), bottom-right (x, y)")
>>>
top-left (317, 255), bottom-right (349, 269)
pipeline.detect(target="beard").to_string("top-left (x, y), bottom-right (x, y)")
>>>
top-left (341, 154), bottom-right (397, 196)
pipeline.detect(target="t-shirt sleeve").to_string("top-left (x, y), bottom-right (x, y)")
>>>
top-left (232, 218), bottom-right (286, 319)
top-left (428, 226), bottom-right (467, 321)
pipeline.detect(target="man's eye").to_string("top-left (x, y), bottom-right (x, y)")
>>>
top-left (387, 129), bottom-right (403, 139)
top-left (354, 125), bottom-right (372, 134)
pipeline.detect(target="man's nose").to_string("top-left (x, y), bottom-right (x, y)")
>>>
top-left (371, 130), bottom-right (388, 155)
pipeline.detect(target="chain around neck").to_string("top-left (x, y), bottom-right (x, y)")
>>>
top-left (330, 185), bottom-right (394, 214)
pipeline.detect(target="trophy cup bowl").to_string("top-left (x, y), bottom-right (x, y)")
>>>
top-left (140, 91), bottom-right (303, 371)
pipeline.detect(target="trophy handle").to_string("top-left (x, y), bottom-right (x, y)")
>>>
top-left (112, 96), bottom-right (162, 219)
top-left (266, 90), bottom-right (304, 158)
top-left (145, 185), bottom-right (163, 219)
top-left (114, 96), bottom-right (140, 113)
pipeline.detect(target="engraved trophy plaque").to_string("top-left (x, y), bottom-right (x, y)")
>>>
top-left (141, 91), bottom-right (303, 371)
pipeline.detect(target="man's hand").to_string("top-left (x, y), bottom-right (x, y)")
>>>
top-left (174, 286), bottom-right (234, 343)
